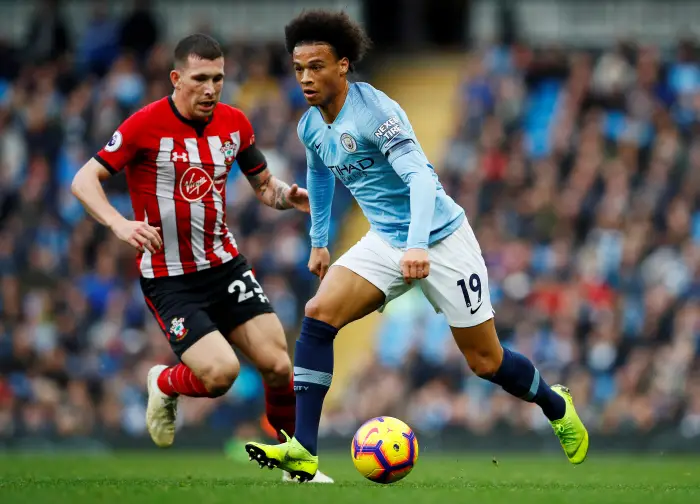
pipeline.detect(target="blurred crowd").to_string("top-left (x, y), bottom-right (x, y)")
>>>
top-left (323, 40), bottom-right (700, 439)
top-left (0, 3), bottom-right (352, 440)
top-left (3, 2), bottom-right (700, 446)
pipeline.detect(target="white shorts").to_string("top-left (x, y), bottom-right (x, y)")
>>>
top-left (333, 219), bottom-right (494, 328)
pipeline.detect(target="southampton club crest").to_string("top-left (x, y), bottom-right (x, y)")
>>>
top-left (169, 317), bottom-right (188, 342)
top-left (340, 132), bottom-right (357, 153)
top-left (220, 139), bottom-right (237, 166)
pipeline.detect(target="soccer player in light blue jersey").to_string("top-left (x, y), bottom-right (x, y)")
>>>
top-left (246, 10), bottom-right (588, 480)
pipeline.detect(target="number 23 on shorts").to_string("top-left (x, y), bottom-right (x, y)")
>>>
top-left (228, 270), bottom-right (269, 304)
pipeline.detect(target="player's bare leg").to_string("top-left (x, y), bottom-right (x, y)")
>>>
top-left (245, 265), bottom-right (385, 481)
top-left (450, 319), bottom-right (504, 378)
top-left (451, 319), bottom-right (588, 464)
top-left (228, 313), bottom-right (292, 391)
top-left (147, 331), bottom-right (240, 448)
top-left (229, 313), bottom-right (295, 441)
top-left (303, 266), bottom-right (387, 328)
top-left (230, 313), bottom-right (333, 483)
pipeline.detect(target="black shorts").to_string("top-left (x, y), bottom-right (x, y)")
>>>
top-left (141, 254), bottom-right (275, 358)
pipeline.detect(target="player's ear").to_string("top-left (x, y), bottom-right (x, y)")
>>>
top-left (170, 69), bottom-right (181, 90)
top-left (339, 57), bottom-right (350, 77)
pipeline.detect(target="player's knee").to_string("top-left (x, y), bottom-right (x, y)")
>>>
top-left (200, 356), bottom-right (240, 397)
top-left (263, 365), bottom-right (292, 388)
top-left (304, 296), bottom-right (322, 319)
top-left (304, 296), bottom-right (331, 323)
top-left (465, 350), bottom-right (502, 378)
top-left (269, 352), bottom-right (292, 382)
top-left (260, 353), bottom-right (292, 387)
top-left (304, 296), bottom-right (344, 328)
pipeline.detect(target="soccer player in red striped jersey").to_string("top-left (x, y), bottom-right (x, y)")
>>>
top-left (71, 34), bottom-right (332, 483)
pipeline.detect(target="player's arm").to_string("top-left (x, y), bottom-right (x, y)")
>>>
top-left (293, 112), bottom-right (335, 279)
top-left (72, 122), bottom-right (162, 253)
top-left (362, 107), bottom-right (437, 251)
top-left (388, 149), bottom-right (437, 251)
top-left (305, 146), bottom-right (335, 279)
top-left (306, 146), bottom-right (335, 248)
top-left (388, 147), bottom-right (437, 282)
top-left (240, 154), bottom-right (305, 212)
top-left (361, 95), bottom-right (436, 281)
top-left (236, 112), bottom-right (309, 212)
top-left (72, 158), bottom-right (129, 228)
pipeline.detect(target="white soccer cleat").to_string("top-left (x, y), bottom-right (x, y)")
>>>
top-left (146, 364), bottom-right (178, 448)
top-left (282, 469), bottom-right (334, 483)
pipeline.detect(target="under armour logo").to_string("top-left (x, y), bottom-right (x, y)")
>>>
top-left (172, 152), bottom-right (188, 162)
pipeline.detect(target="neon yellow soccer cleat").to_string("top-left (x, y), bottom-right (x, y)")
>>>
top-left (245, 432), bottom-right (319, 482)
top-left (550, 385), bottom-right (589, 464)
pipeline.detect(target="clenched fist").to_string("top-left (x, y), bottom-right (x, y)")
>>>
top-left (400, 248), bottom-right (430, 284)
top-left (308, 247), bottom-right (331, 280)
top-left (110, 217), bottom-right (162, 254)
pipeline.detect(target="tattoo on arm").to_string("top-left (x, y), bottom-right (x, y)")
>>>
top-left (248, 170), bottom-right (292, 210)
top-left (272, 180), bottom-right (291, 210)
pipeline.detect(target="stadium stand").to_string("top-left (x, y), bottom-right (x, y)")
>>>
top-left (1, 4), bottom-right (699, 446)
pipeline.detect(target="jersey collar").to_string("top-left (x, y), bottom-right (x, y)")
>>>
top-left (168, 95), bottom-right (213, 136)
top-left (318, 82), bottom-right (353, 127)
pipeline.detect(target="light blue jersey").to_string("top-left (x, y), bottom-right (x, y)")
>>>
top-left (298, 82), bottom-right (464, 250)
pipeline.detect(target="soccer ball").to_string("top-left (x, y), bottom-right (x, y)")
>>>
top-left (351, 416), bottom-right (419, 484)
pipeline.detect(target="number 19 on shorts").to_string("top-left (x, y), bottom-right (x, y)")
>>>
top-left (457, 274), bottom-right (482, 315)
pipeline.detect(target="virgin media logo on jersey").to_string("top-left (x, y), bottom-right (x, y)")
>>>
top-left (180, 166), bottom-right (214, 202)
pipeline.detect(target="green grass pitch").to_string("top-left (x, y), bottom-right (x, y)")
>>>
top-left (1, 452), bottom-right (699, 504)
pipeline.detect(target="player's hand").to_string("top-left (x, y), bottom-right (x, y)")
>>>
top-left (308, 247), bottom-right (331, 280)
top-left (400, 248), bottom-right (430, 284)
top-left (285, 184), bottom-right (310, 213)
top-left (110, 217), bottom-right (162, 254)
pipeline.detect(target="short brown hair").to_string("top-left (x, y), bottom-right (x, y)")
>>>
top-left (174, 34), bottom-right (223, 67)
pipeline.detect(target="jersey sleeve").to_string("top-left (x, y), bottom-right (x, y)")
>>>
top-left (298, 112), bottom-right (335, 248)
top-left (234, 109), bottom-right (267, 176)
top-left (355, 87), bottom-right (419, 163)
top-left (306, 145), bottom-right (335, 248)
top-left (94, 111), bottom-right (145, 174)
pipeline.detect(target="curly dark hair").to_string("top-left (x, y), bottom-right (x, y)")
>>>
top-left (284, 10), bottom-right (372, 70)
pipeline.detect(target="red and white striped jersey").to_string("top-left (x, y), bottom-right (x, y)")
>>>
top-left (95, 96), bottom-right (266, 278)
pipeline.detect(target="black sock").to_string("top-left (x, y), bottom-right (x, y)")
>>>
top-left (487, 348), bottom-right (566, 421)
top-left (292, 317), bottom-right (338, 455)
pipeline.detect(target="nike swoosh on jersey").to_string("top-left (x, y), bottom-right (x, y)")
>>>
top-left (470, 303), bottom-right (483, 315)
